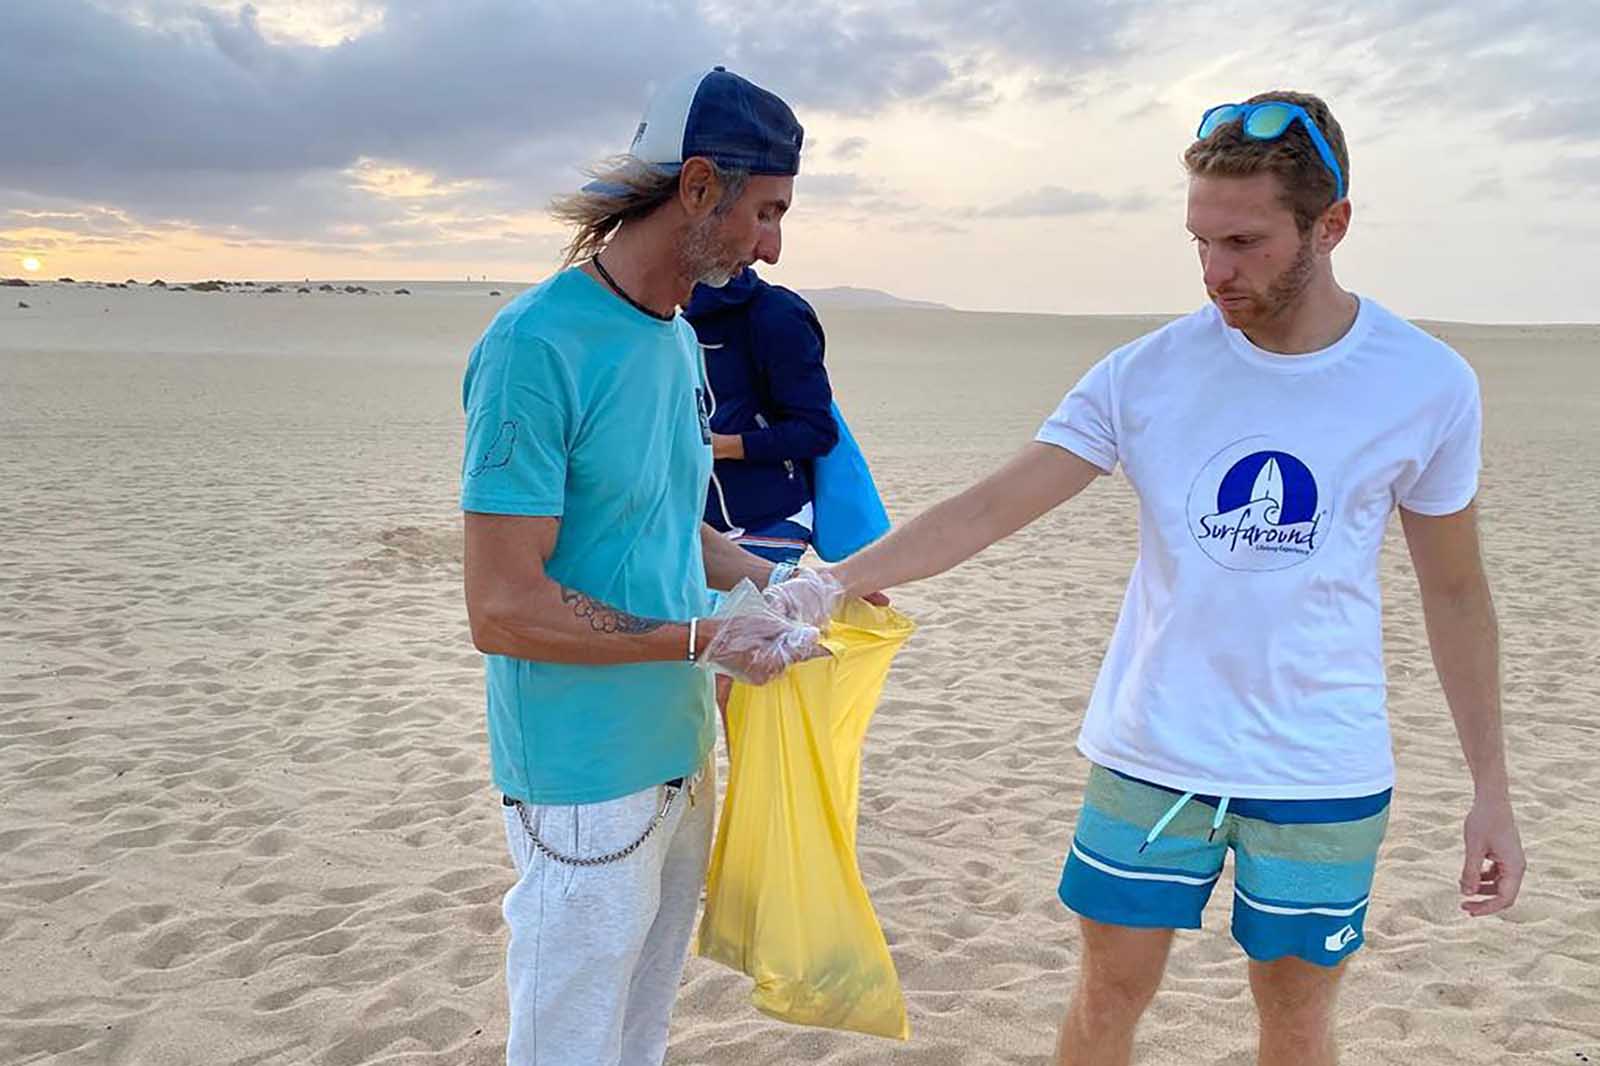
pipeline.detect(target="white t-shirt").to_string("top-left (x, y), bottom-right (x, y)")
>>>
top-left (1037, 297), bottom-right (1481, 799)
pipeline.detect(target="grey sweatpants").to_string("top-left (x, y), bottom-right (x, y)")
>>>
top-left (500, 759), bottom-right (714, 1066)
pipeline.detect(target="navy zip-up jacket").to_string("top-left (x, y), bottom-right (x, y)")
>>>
top-left (685, 268), bottom-right (838, 533)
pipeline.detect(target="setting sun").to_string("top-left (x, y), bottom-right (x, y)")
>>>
top-left (21, 257), bottom-right (41, 273)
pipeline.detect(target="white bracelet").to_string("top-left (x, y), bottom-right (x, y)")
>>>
top-left (687, 617), bottom-right (699, 663)
top-left (767, 562), bottom-right (797, 587)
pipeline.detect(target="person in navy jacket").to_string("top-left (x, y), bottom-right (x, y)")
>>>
top-left (686, 266), bottom-right (838, 567)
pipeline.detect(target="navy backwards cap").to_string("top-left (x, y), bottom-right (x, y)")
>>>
top-left (586, 67), bottom-right (802, 193)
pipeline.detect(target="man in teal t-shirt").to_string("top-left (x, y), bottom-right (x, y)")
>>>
top-left (462, 269), bottom-right (721, 805)
top-left (461, 68), bottom-right (817, 1066)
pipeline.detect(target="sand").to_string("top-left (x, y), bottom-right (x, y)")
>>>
top-left (2, 281), bottom-right (1597, 1064)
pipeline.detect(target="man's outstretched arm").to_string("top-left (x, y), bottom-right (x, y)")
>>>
top-left (833, 442), bottom-right (1103, 598)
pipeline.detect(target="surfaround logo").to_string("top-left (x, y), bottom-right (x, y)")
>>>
top-left (1186, 438), bottom-right (1331, 572)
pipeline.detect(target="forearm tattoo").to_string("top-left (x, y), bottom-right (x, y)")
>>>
top-left (561, 589), bottom-right (668, 635)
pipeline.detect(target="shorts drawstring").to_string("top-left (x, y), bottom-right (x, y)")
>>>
top-left (1138, 790), bottom-right (1233, 853)
top-left (1209, 796), bottom-right (1231, 841)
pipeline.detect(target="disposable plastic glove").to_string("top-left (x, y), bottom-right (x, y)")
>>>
top-left (701, 580), bottom-right (826, 685)
top-left (762, 566), bottom-right (846, 631)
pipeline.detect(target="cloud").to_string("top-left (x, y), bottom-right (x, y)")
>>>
top-left (1463, 175), bottom-right (1507, 202)
top-left (974, 185), bottom-right (1156, 218)
top-left (1026, 76), bottom-right (1085, 102)
top-left (1, 199), bottom-right (190, 259)
top-left (830, 137), bottom-right (869, 161)
top-left (1, 0), bottom-right (1139, 187)
top-left (712, 0), bottom-right (1135, 115)
top-left (1119, 97), bottom-right (1165, 123)
top-left (0, 2), bottom-right (723, 187)
top-left (1292, 2), bottom-right (1600, 145)
top-left (344, 159), bottom-right (484, 201)
top-left (0, 0), bottom-right (1139, 263)
top-left (6, 0), bottom-right (1594, 282)
top-left (914, 0), bottom-right (1131, 66)
top-left (797, 172), bottom-right (922, 219)
top-left (800, 173), bottom-right (873, 200)
top-left (103, 0), bottom-right (388, 48)
top-left (1544, 155), bottom-right (1600, 195)
top-left (889, 218), bottom-right (968, 235)
top-left (5, 205), bottom-right (148, 238)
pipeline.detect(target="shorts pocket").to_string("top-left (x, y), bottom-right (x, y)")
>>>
top-left (512, 786), bottom-right (674, 899)
top-left (565, 787), bottom-right (674, 896)
top-left (505, 801), bottom-right (584, 897)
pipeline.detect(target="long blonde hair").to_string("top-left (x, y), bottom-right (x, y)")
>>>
top-left (549, 156), bottom-right (749, 268)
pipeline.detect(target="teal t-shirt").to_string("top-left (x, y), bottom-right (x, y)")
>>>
top-left (460, 268), bottom-right (715, 805)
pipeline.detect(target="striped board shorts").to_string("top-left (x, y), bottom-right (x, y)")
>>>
top-left (1059, 764), bottom-right (1391, 967)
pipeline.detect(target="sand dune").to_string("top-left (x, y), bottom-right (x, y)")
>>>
top-left (2, 283), bottom-right (1596, 1064)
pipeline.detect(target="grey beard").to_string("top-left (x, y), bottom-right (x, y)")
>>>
top-left (681, 217), bottom-right (737, 288)
top-left (696, 266), bottom-right (737, 288)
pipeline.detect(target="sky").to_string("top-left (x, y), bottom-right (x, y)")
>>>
top-left (3, 0), bottom-right (1597, 321)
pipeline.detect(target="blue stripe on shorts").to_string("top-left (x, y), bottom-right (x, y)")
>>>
top-left (1060, 764), bottom-right (1391, 967)
top-left (731, 517), bottom-right (810, 565)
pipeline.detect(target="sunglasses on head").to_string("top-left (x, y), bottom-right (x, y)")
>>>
top-left (1196, 101), bottom-right (1346, 202)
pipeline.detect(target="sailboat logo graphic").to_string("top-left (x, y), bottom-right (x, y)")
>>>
top-left (1187, 441), bottom-right (1328, 572)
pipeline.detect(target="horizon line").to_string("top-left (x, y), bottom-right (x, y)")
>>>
top-left (7, 276), bottom-right (1597, 328)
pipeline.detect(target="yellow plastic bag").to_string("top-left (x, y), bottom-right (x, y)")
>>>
top-left (696, 599), bottom-right (915, 1040)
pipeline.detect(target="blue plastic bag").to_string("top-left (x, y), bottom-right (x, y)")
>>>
top-left (811, 401), bottom-right (890, 562)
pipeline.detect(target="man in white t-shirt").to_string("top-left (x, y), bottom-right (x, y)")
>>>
top-left (769, 90), bottom-right (1524, 1066)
